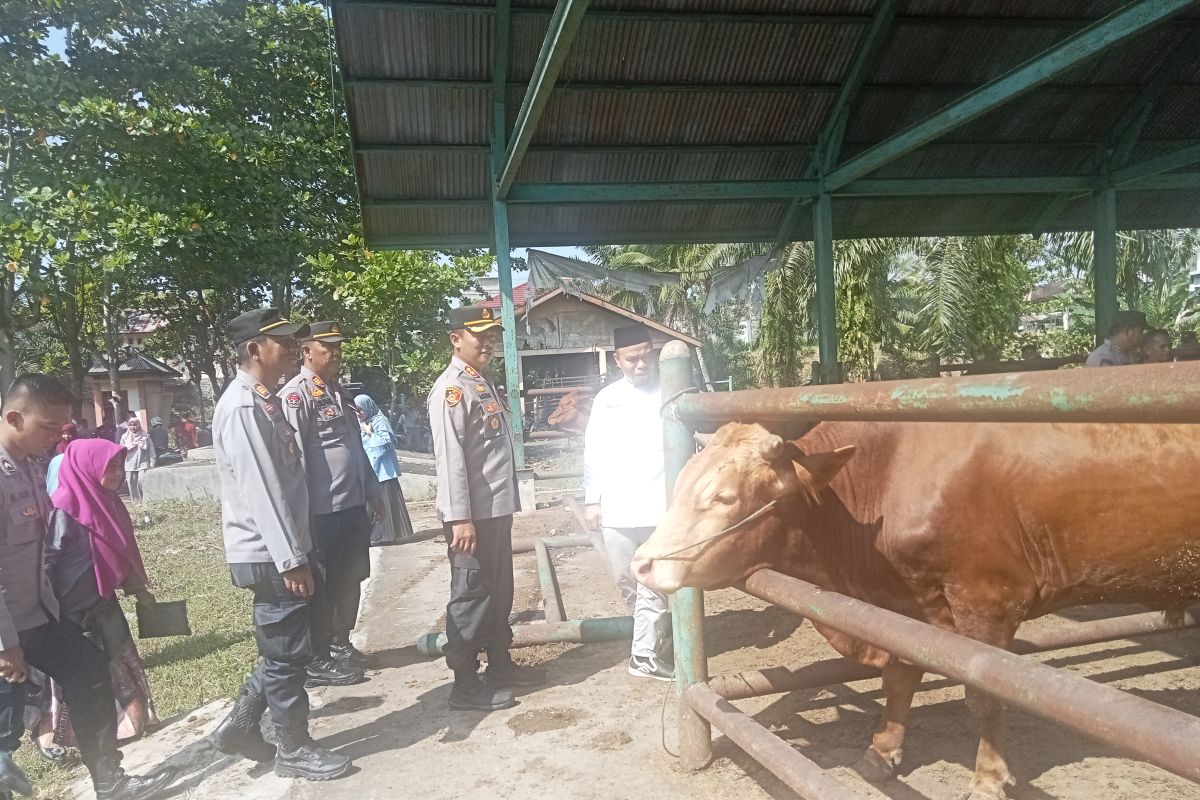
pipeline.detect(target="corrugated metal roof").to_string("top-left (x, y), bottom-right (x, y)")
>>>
top-left (332, 0), bottom-right (1200, 247)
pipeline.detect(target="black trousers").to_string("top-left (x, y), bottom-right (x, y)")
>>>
top-left (312, 507), bottom-right (371, 657)
top-left (0, 621), bottom-right (118, 772)
top-left (443, 515), bottom-right (515, 675)
top-left (231, 562), bottom-right (315, 731)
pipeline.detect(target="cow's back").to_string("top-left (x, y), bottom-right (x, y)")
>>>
top-left (804, 421), bottom-right (1200, 622)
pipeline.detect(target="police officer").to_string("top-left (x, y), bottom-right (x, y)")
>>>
top-left (428, 306), bottom-right (544, 712)
top-left (0, 374), bottom-right (174, 800)
top-left (281, 322), bottom-right (382, 677)
top-left (210, 309), bottom-right (351, 781)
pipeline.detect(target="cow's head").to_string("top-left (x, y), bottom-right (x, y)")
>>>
top-left (632, 423), bottom-right (854, 593)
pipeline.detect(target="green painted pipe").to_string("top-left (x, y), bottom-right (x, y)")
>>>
top-left (416, 616), bottom-right (635, 658)
top-left (659, 340), bottom-right (713, 770)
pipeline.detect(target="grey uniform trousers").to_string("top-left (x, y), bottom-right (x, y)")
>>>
top-left (442, 515), bottom-right (515, 675)
top-left (602, 526), bottom-right (671, 661)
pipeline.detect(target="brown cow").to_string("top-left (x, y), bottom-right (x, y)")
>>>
top-left (632, 421), bottom-right (1200, 800)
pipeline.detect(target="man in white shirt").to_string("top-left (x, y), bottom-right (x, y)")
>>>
top-left (582, 324), bottom-right (673, 681)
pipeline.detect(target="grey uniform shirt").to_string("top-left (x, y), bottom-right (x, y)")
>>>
top-left (0, 443), bottom-right (59, 649)
top-left (280, 366), bottom-right (380, 517)
top-left (213, 370), bottom-right (312, 573)
top-left (1085, 340), bottom-right (1134, 368)
top-left (428, 356), bottom-right (518, 523)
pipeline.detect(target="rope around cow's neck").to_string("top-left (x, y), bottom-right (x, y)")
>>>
top-left (650, 499), bottom-right (779, 560)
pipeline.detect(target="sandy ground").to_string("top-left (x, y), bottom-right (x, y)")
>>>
top-left (80, 497), bottom-right (1200, 800)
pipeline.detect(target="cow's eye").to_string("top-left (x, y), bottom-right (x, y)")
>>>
top-left (712, 491), bottom-right (737, 507)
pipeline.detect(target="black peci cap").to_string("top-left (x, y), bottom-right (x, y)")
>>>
top-left (229, 308), bottom-right (308, 345)
top-left (449, 305), bottom-right (503, 333)
top-left (613, 323), bottom-right (652, 350)
top-left (300, 321), bottom-right (349, 344)
top-left (1110, 309), bottom-right (1148, 332)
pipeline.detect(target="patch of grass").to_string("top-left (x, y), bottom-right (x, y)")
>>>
top-left (17, 499), bottom-right (256, 798)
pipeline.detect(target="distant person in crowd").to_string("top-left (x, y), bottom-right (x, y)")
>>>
top-left (1141, 329), bottom-right (1173, 364)
top-left (115, 411), bottom-right (137, 444)
top-left (120, 419), bottom-right (156, 504)
top-left (94, 414), bottom-right (117, 443)
top-left (1085, 309), bottom-right (1147, 367)
top-left (147, 417), bottom-right (168, 454)
top-left (582, 324), bottom-right (673, 681)
top-left (45, 424), bottom-right (80, 496)
top-left (209, 309), bottom-right (351, 781)
top-left (1181, 330), bottom-right (1198, 348)
top-left (43, 439), bottom-right (160, 750)
top-left (355, 394), bottom-right (415, 546)
top-left (173, 415), bottom-right (197, 459)
top-left (75, 418), bottom-right (91, 438)
top-left (0, 373), bottom-right (174, 800)
top-left (56, 423), bottom-right (79, 455)
top-left (1020, 344), bottom-right (1042, 361)
top-left (281, 322), bottom-right (381, 677)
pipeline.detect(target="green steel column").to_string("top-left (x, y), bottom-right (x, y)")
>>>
top-left (659, 340), bottom-right (711, 770)
top-left (1093, 187), bottom-right (1118, 346)
top-left (490, 0), bottom-right (525, 466)
top-left (813, 193), bottom-right (838, 384)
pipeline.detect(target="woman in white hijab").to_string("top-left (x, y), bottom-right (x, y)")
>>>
top-left (120, 417), bottom-right (156, 504)
top-left (354, 394), bottom-right (414, 544)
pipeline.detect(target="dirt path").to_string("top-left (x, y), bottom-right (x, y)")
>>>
top-left (82, 503), bottom-right (1200, 799)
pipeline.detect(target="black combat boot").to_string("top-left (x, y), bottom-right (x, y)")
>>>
top-left (304, 657), bottom-right (365, 688)
top-left (330, 640), bottom-right (371, 669)
top-left (482, 654), bottom-right (546, 689)
top-left (273, 727), bottom-right (351, 781)
top-left (91, 756), bottom-right (175, 800)
top-left (211, 686), bottom-right (275, 762)
top-left (0, 752), bottom-right (32, 797)
top-left (449, 670), bottom-right (516, 711)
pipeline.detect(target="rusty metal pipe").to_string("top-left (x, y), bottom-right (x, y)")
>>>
top-left (511, 534), bottom-right (591, 554)
top-left (533, 470), bottom-right (583, 480)
top-left (709, 605), bottom-right (1200, 701)
top-left (1011, 606), bottom-right (1200, 654)
top-left (744, 570), bottom-right (1200, 784)
top-left (675, 361), bottom-right (1200, 426)
top-left (534, 538), bottom-right (567, 623)
top-left (416, 615), bottom-right (634, 657)
top-left (685, 683), bottom-right (861, 800)
top-left (529, 429), bottom-right (572, 440)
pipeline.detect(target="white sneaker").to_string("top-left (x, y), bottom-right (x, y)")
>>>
top-left (628, 655), bottom-right (674, 682)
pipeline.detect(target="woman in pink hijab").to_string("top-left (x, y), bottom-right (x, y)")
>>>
top-left (38, 439), bottom-right (159, 753)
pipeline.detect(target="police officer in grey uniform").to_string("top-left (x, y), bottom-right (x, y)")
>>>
top-left (209, 309), bottom-right (351, 781)
top-left (428, 306), bottom-right (544, 712)
top-left (281, 321), bottom-right (381, 678)
top-left (0, 374), bottom-right (174, 800)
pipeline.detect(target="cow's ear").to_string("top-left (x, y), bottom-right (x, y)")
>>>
top-left (790, 445), bottom-right (855, 489)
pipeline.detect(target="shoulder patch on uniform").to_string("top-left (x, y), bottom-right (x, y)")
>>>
top-left (0, 458), bottom-right (15, 476)
top-left (463, 365), bottom-right (480, 378)
top-left (286, 391), bottom-right (302, 408)
top-left (445, 386), bottom-right (463, 406)
top-left (253, 383), bottom-right (271, 399)
top-left (312, 374), bottom-right (326, 388)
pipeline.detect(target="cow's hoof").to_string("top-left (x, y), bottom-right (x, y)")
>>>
top-left (853, 747), bottom-right (900, 783)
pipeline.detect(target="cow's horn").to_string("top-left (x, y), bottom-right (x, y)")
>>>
top-left (757, 434), bottom-right (785, 461)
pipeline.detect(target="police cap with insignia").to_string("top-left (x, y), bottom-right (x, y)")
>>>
top-left (449, 305), bottom-right (504, 333)
top-left (229, 308), bottom-right (309, 345)
top-left (300, 321), bottom-right (349, 344)
top-left (613, 323), bottom-right (652, 350)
